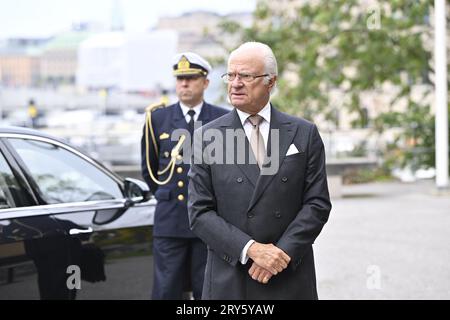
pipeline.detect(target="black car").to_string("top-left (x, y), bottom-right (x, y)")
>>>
top-left (0, 126), bottom-right (156, 299)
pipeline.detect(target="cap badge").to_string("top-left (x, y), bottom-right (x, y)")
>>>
top-left (177, 56), bottom-right (190, 72)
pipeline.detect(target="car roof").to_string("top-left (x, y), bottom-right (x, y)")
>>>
top-left (0, 126), bottom-right (70, 144)
top-left (0, 126), bottom-right (124, 183)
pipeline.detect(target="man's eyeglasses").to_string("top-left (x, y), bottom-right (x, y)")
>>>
top-left (221, 72), bottom-right (269, 83)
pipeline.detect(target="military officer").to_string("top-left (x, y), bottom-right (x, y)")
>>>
top-left (141, 52), bottom-right (228, 300)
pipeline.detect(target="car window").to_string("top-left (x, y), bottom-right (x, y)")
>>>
top-left (8, 138), bottom-right (123, 204)
top-left (0, 150), bottom-right (23, 208)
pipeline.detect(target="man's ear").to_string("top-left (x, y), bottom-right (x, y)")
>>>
top-left (203, 78), bottom-right (210, 90)
top-left (268, 75), bottom-right (277, 90)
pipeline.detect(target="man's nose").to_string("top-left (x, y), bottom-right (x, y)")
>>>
top-left (230, 77), bottom-right (244, 87)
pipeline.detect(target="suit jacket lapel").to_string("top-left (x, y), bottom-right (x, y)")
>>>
top-left (172, 103), bottom-right (190, 131)
top-left (197, 102), bottom-right (211, 123)
top-left (171, 103), bottom-right (191, 155)
top-left (220, 109), bottom-right (259, 187)
top-left (247, 106), bottom-right (297, 212)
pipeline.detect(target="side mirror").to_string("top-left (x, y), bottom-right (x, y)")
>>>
top-left (124, 178), bottom-right (151, 204)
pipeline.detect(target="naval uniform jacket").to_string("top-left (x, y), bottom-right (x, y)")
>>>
top-left (141, 102), bottom-right (228, 238)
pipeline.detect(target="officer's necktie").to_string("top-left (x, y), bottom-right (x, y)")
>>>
top-left (247, 114), bottom-right (265, 169)
top-left (187, 109), bottom-right (196, 139)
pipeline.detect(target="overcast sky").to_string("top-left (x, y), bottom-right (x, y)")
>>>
top-left (0, 0), bottom-right (256, 39)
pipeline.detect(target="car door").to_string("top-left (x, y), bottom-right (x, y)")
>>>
top-left (0, 133), bottom-right (155, 299)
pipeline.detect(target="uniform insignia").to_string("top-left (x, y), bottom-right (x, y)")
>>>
top-left (159, 132), bottom-right (170, 140)
top-left (177, 55), bottom-right (190, 72)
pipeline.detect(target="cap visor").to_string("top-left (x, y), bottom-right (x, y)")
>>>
top-left (173, 68), bottom-right (207, 76)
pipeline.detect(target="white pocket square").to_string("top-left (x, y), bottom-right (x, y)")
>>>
top-left (286, 144), bottom-right (300, 156)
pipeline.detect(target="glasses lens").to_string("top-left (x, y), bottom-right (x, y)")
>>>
top-left (222, 73), bottom-right (233, 83)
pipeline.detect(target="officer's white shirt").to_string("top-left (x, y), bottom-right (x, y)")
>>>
top-left (235, 101), bottom-right (272, 264)
top-left (179, 102), bottom-right (203, 123)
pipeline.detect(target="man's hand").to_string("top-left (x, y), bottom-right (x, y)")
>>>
top-left (248, 262), bottom-right (273, 284)
top-left (247, 242), bottom-right (291, 276)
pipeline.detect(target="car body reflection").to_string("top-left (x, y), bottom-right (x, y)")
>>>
top-left (0, 127), bottom-right (155, 299)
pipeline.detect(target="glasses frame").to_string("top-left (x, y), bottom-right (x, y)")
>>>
top-left (221, 72), bottom-right (269, 83)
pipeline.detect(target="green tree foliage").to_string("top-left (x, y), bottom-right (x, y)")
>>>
top-left (378, 103), bottom-right (449, 170)
top-left (219, 0), bottom-right (448, 170)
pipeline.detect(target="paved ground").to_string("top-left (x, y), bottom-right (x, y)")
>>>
top-left (314, 179), bottom-right (450, 299)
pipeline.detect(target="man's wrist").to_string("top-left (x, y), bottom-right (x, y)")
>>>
top-left (246, 241), bottom-right (260, 259)
top-left (240, 239), bottom-right (255, 264)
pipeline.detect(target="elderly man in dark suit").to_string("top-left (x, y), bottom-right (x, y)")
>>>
top-left (188, 42), bottom-right (331, 300)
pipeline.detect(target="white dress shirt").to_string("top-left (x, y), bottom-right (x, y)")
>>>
top-left (235, 101), bottom-right (272, 264)
top-left (235, 101), bottom-right (271, 150)
top-left (179, 102), bottom-right (203, 123)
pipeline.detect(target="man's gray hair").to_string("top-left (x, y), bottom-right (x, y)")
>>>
top-left (229, 42), bottom-right (278, 85)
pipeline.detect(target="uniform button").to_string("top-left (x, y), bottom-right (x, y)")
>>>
top-left (275, 211), bottom-right (281, 218)
top-left (163, 151), bottom-right (170, 158)
top-left (236, 177), bottom-right (243, 183)
top-left (247, 213), bottom-right (254, 218)
top-left (281, 176), bottom-right (288, 182)
top-left (176, 155), bottom-right (183, 161)
top-left (177, 167), bottom-right (183, 174)
top-left (177, 194), bottom-right (184, 201)
top-left (177, 181), bottom-right (184, 188)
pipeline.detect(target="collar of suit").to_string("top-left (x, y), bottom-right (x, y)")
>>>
top-left (235, 101), bottom-right (271, 126)
top-left (236, 101), bottom-right (271, 151)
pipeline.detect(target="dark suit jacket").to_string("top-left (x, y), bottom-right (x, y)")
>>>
top-left (141, 102), bottom-right (228, 238)
top-left (188, 106), bottom-right (331, 299)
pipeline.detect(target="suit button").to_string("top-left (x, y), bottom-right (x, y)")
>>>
top-left (247, 213), bottom-right (254, 218)
top-left (177, 167), bottom-right (183, 174)
top-left (177, 194), bottom-right (184, 201)
top-left (281, 176), bottom-right (288, 182)
top-left (236, 177), bottom-right (243, 183)
top-left (275, 211), bottom-right (281, 218)
top-left (177, 181), bottom-right (184, 188)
